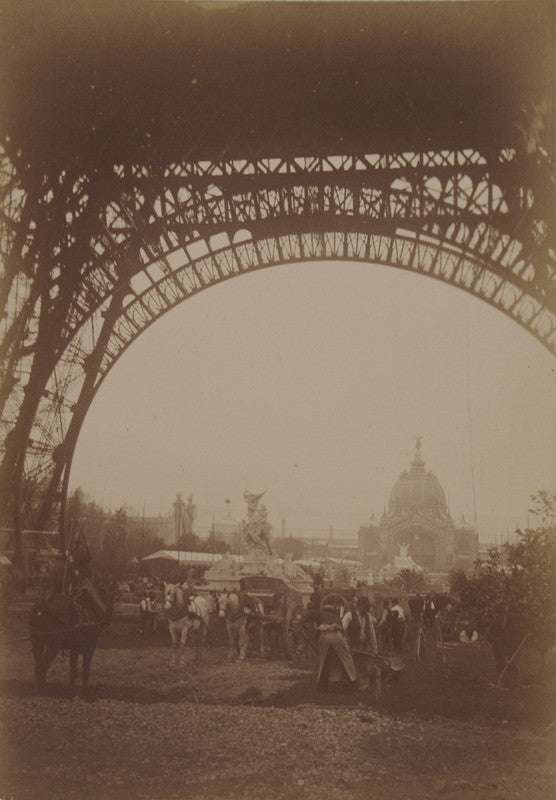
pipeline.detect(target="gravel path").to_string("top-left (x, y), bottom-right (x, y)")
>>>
top-left (1, 608), bottom-right (554, 800)
top-left (2, 693), bottom-right (554, 800)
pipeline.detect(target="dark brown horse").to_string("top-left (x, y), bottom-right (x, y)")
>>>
top-left (29, 582), bottom-right (114, 692)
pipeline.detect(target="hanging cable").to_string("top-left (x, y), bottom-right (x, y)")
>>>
top-left (464, 301), bottom-right (479, 535)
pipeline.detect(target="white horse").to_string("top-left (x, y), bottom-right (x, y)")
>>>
top-left (217, 590), bottom-right (265, 661)
top-left (163, 584), bottom-right (215, 666)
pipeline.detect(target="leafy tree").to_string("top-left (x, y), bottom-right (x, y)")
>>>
top-left (528, 490), bottom-right (556, 527)
top-left (62, 489), bottom-right (172, 579)
top-left (448, 568), bottom-right (470, 599)
top-left (170, 531), bottom-right (201, 552)
top-left (95, 506), bottom-right (128, 579)
top-left (66, 488), bottom-right (108, 552)
top-left (66, 487), bottom-right (88, 538)
top-left (167, 530), bottom-right (228, 554)
top-left (457, 491), bottom-right (556, 686)
top-left (125, 521), bottom-right (164, 561)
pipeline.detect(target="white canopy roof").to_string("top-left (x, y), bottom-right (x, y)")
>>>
top-left (141, 550), bottom-right (244, 564)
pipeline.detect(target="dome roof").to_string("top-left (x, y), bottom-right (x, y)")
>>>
top-left (388, 443), bottom-right (447, 517)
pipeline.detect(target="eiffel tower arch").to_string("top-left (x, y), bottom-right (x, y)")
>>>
top-left (0, 2), bottom-right (554, 547)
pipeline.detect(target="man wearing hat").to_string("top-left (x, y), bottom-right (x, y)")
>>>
top-left (299, 599), bottom-right (358, 690)
top-left (342, 595), bottom-right (378, 690)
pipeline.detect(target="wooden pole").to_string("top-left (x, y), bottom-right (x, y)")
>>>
top-left (495, 633), bottom-right (531, 689)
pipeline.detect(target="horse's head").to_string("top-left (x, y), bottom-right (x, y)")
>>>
top-left (217, 590), bottom-right (241, 619)
top-left (164, 583), bottom-right (180, 612)
top-left (216, 591), bottom-right (229, 619)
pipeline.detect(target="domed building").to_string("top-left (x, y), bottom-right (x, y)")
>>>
top-left (358, 440), bottom-right (478, 574)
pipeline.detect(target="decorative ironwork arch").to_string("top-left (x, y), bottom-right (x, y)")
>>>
top-left (1, 145), bottom-right (554, 538)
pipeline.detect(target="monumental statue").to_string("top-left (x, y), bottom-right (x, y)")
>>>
top-left (242, 491), bottom-right (272, 557)
top-left (173, 491), bottom-right (197, 539)
top-left (173, 492), bottom-right (186, 541)
top-left (393, 542), bottom-right (423, 572)
top-left (202, 491), bottom-right (313, 595)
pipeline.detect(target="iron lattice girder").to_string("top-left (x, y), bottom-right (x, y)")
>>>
top-left (0, 148), bottom-right (555, 524)
top-left (4, 148), bottom-right (545, 372)
top-left (28, 149), bottom-right (555, 345)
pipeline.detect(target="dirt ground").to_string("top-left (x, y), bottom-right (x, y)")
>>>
top-left (1, 598), bottom-right (555, 800)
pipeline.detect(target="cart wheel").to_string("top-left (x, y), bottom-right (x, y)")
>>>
top-left (286, 603), bottom-right (304, 657)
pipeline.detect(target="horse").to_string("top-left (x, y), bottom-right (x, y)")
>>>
top-left (217, 589), bottom-right (265, 661)
top-left (29, 581), bottom-right (114, 692)
top-left (163, 584), bottom-right (215, 666)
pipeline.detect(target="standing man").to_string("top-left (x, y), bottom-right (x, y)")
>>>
top-left (387, 609), bottom-right (407, 684)
top-left (377, 598), bottom-right (393, 653)
top-left (391, 597), bottom-right (406, 621)
top-left (299, 600), bottom-right (358, 691)
top-left (342, 595), bottom-right (378, 690)
top-left (422, 593), bottom-right (437, 628)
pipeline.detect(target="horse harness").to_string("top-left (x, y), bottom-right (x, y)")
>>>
top-left (222, 591), bottom-right (263, 623)
top-left (166, 589), bottom-right (206, 627)
top-left (222, 593), bottom-right (243, 623)
top-left (188, 597), bottom-right (207, 627)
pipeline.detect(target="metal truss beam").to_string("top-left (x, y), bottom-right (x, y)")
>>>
top-left (1, 147), bottom-right (554, 536)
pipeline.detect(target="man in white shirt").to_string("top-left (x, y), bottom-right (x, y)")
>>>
top-left (390, 598), bottom-right (405, 621)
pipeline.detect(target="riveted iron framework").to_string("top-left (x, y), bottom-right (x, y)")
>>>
top-left (1, 144), bottom-right (555, 539)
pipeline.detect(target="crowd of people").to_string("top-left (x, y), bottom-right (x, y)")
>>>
top-left (43, 544), bottom-right (474, 688)
top-left (296, 587), bottom-right (456, 692)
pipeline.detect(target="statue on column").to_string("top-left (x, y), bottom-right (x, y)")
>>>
top-left (242, 490), bottom-right (272, 556)
top-left (173, 492), bottom-right (197, 539)
top-left (185, 495), bottom-right (197, 537)
top-left (173, 492), bottom-right (186, 541)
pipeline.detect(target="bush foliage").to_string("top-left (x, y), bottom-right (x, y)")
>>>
top-left (450, 492), bottom-right (555, 670)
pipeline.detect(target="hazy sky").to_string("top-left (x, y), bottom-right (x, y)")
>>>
top-left (70, 261), bottom-right (556, 542)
